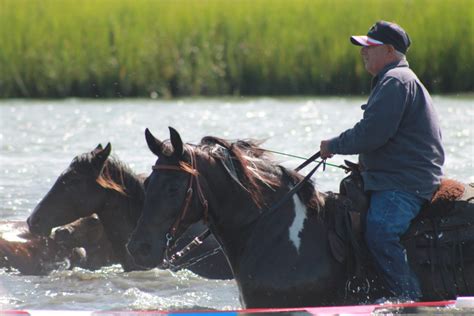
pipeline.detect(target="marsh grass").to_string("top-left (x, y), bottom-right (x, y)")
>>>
top-left (1, 0), bottom-right (472, 98)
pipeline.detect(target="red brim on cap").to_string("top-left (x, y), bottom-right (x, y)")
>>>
top-left (350, 35), bottom-right (384, 46)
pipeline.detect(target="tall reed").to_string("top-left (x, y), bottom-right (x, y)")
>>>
top-left (0, 0), bottom-right (472, 98)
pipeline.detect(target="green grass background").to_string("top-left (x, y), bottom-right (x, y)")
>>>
top-left (0, 0), bottom-right (472, 98)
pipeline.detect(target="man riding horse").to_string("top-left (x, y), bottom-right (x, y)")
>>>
top-left (320, 21), bottom-right (444, 302)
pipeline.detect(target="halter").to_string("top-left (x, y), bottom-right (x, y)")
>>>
top-left (151, 146), bottom-right (209, 252)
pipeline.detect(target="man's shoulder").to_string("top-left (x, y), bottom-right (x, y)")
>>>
top-left (382, 63), bottom-right (418, 85)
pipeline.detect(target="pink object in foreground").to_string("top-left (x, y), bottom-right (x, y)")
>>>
top-left (5, 298), bottom-right (474, 315)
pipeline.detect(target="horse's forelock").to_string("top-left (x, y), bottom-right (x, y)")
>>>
top-left (161, 140), bottom-right (175, 157)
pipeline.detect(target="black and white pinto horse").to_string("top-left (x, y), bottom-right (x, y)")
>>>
top-left (127, 127), bottom-right (474, 308)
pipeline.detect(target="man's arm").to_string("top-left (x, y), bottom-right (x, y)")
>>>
top-left (321, 77), bottom-right (408, 157)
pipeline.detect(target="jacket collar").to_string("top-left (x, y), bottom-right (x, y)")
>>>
top-left (371, 59), bottom-right (409, 89)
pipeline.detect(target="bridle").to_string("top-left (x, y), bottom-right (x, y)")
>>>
top-left (151, 146), bottom-right (209, 258)
top-left (151, 145), bottom-right (325, 269)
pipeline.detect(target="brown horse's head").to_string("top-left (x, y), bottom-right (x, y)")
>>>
top-left (52, 214), bottom-right (105, 248)
top-left (27, 144), bottom-right (113, 236)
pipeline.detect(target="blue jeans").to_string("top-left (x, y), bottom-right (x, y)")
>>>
top-left (365, 190), bottom-right (425, 300)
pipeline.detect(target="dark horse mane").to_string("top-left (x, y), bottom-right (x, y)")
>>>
top-left (71, 153), bottom-right (145, 222)
top-left (189, 136), bottom-right (324, 213)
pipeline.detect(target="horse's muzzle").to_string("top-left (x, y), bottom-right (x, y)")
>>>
top-left (126, 238), bottom-right (160, 269)
top-left (26, 215), bottom-right (51, 236)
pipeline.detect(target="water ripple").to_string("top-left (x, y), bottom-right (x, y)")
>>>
top-left (0, 97), bottom-right (472, 310)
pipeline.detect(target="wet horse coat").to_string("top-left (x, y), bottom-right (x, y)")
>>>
top-left (27, 143), bottom-right (232, 278)
top-left (127, 127), bottom-right (474, 308)
top-left (128, 128), bottom-right (347, 307)
top-left (0, 218), bottom-right (110, 275)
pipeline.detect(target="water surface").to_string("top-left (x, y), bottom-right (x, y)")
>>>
top-left (0, 97), bottom-right (472, 311)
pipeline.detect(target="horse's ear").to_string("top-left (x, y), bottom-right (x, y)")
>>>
top-left (93, 144), bottom-right (103, 153)
top-left (169, 126), bottom-right (184, 159)
top-left (102, 142), bottom-right (112, 157)
top-left (93, 142), bottom-right (111, 169)
top-left (145, 128), bottom-right (163, 157)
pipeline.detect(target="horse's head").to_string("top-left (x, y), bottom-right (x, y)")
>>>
top-left (127, 127), bottom-right (208, 269)
top-left (27, 143), bottom-right (112, 236)
top-left (52, 214), bottom-right (104, 249)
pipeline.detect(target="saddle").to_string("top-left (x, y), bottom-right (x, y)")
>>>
top-left (327, 160), bottom-right (474, 298)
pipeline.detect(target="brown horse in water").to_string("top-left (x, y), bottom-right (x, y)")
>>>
top-left (0, 216), bottom-right (112, 275)
top-left (27, 143), bottom-right (232, 278)
top-left (128, 127), bottom-right (474, 308)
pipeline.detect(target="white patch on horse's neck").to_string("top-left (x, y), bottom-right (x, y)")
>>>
top-left (289, 191), bottom-right (307, 255)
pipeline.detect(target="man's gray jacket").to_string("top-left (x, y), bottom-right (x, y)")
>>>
top-left (328, 60), bottom-right (444, 200)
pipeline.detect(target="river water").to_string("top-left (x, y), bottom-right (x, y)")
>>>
top-left (0, 97), bottom-right (472, 311)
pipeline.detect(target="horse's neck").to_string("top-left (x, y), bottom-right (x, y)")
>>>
top-left (96, 164), bottom-right (144, 246)
top-left (205, 174), bottom-right (292, 271)
top-left (204, 163), bottom-right (325, 274)
top-left (204, 184), bottom-right (257, 268)
top-left (198, 152), bottom-right (305, 269)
